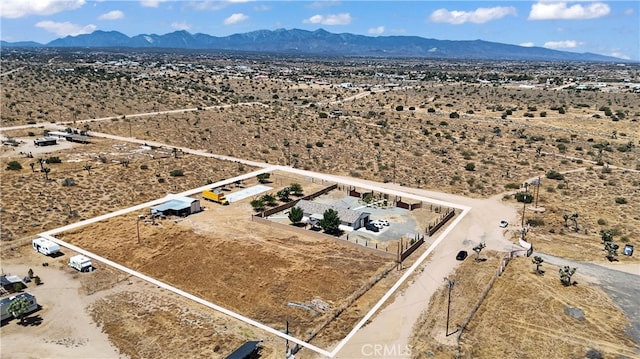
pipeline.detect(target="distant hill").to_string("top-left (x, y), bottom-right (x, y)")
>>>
top-left (1, 28), bottom-right (627, 62)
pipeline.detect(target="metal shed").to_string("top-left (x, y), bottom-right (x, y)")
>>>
top-left (225, 341), bottom-right (261, 359)
top-left (151, 196), bottom-right (201, 217)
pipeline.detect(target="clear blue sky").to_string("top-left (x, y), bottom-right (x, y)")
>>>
top-left (1, 1), bottom-right (638, 60)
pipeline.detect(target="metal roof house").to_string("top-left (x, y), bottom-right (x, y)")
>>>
top-left (151, 196), bottom-right (201, 217)
top-left (295, 199), bottom-right (370, 230)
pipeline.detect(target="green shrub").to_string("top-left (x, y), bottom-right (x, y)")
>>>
top-left (505, 183), bottom-right (520, 190)
top-left (597, 218), bottom-right (607, 225)
top-left (140, 164), bottom-right (149, 170)
top-left (465, 163), bottom-right (476, 171)
top-left (527, 218), bottom-right (545, 227)
top-left (169, 169), bottom-right (184, 177)
top-left (515, 192), bottom-right (533, 203)
top-left (615, 197), bottom-right (627, 204)
top-left (45, 156), bottom-right (62, 164)
top-left (6, 160), bottom-right (22, 170)
top-left (546, 170), bottom-right (564, 180)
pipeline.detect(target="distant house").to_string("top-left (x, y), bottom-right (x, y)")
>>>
top-left (295, 199), bottom-right (370, 230)
top-left (0, 274), bottom-right (24, 293)
top-left (225, 341), bottom-right (261, 359)
top-left (47, 131), bottom-right (90, 144)
top-left (151, 196), bottom-right (201, 217)
top-left (34, 137), bottom-right (57, 146)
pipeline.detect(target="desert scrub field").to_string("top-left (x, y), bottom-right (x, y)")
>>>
top-left (0, 137), bottom-right (253, 241)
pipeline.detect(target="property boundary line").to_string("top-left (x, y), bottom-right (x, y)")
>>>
top-left (33, 164), bottom-right (469, 358)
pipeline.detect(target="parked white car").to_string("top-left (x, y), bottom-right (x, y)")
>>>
top-left (499, 220), bottom-right (509, 228)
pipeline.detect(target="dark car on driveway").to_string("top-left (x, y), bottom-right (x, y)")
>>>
top-left (456, 250), bottom-right (468, 261)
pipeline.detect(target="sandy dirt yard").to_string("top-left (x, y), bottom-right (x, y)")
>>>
top-left (0, 245), bottom-right (284, 359)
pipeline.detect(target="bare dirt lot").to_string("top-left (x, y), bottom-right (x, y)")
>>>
top-left (410, 251), bottom-right (640, 359)
top-left (0, 246), bottom-right (280, 359)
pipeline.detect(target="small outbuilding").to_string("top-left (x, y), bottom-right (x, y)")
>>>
top-left (0, 274), bottom-right (24, 293)
top-left (151, 196), bottom-right (201, 217)
top-left (34, 137), bottom-right (57, 146)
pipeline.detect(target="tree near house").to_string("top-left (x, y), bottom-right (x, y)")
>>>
top-left (559, 266), bottom-right (577, 286)
top-left (277, 187), bottom-right (291, 202)
top-left (319, 208), bottom-right (341, 235)
top-left (257, 173), bottom-right (270, 183)
top-left (600, 229), bottom-right (613, 244)
top-left (289, 183), bottom-right (303, 196)
top-left (7, 296), bottom-right (30, 325)
top-left (532, 256), bottom-right (545, 275)
top-left (250, 198), bottom-right (265, 212)
top-left (288, 207), bottom-right (304, 226)
top-left (260, 193), bottom-right (277, 206)
top-left (473, 242), bottom-right (486, 261)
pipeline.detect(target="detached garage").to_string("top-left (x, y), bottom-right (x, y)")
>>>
top-left (151, 196), bottom-right (201, 217)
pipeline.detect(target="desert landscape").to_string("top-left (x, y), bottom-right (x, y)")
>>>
top-left (1, 49), bottom-right (639, 359)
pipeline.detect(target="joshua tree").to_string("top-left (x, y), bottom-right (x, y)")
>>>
top-left (257, 173), bottom-right (270, 183)
top-left (559, 266), bottom-right (577, 286)
top-left (532, 256), bottom-right (545, 274)
top-left (562, 214), bottom-right (569, 227)
top-left (42, 167), bottom-right (51, 180)
top-left (600, 229), bottom-right (613, 243)
top-left (83, 164), bottom-right (92, 175)
top-left (604, 242), bottom-right (619, 261)
top-left (473, 242), bottom-right (486, 261)
top-left (29, 162), bottom-right (35, 172)
top-left (7, 296), bottom-right (30, 324)
top-left (569, 213), bottom-right (579, 232)
top-left (37, 157), bottom-right (45, 171)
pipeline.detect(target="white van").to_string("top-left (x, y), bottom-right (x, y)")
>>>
top-left (32, 238), bottom-right (60, 256)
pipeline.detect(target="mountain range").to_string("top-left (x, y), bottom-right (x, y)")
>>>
top-left (0, 28), bottom-right (626, 62)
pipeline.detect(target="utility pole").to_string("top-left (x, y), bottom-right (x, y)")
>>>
top-left (534, 176), bottom-right (541, 208)
top-left (136, 215), bottom-right (141, 244)
top-left (444, 277), bottom-right (455, 336)
top-left (285, 320), bottom-right (291, 359)
top-left (521, 196), bottom-right (527, 228)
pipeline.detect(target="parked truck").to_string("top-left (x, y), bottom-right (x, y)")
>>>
top-left (202, 188), bottom-right (229, 205)
top-left (32, 237), bottom-right (60, 256)
top-left (68, 255), bottom-right (93, 272)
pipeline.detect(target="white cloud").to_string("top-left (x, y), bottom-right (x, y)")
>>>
top-left (528, 2), bottom-right (610, 20)
top-left (140, 0), bottom-right (162, 8)
top-left (520, 42), bottom-right (535, 47)
top-left (98, 10), bottom-right (124, 20)
top-left (368, 26), bottom-right (385, 35)
top-left (308, 1), bottom-right (341, 10)
top-left (1, 0), bottom-right (85, 19)
top-left (624, 8), bottom-right (634, 16)
top-left (253, 4), bottom-right (270, 11)
top-left (223, 13), bottom-right (248, 25)
top-left (609, 51), bottom-right (630, 60)
top-left (171, 22), bottom-right (191, 31)
top-left (303, 13), bottom-right (352, 25)
top-left (543, 40), bottom-right (583, 49)
top-left (429, 6), bottom-right (516, 24)
top-left (35, 20), bottom-right (96, 36)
